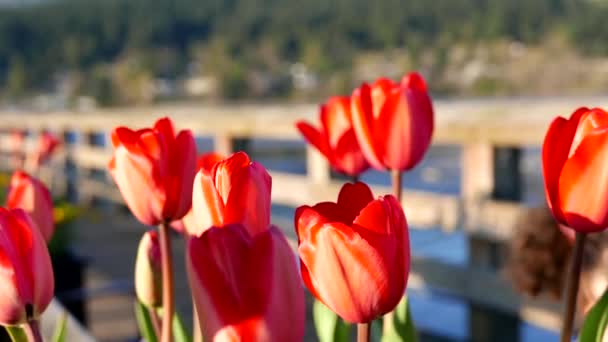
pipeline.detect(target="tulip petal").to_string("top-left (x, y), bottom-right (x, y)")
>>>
top-left (569, 108), bottom-right (608, 158)
top-left (192, 170), bottom-right (225, 236)
top-left (351, 84), bottom-right (385, 170)
top-left (110, 147), bottom-right (165, 225)
top-left (371, 78), bottom-right (396, 118)
top-left (188, 224), bottom-right (304, 341)
top-left (0, 208), bottom-right (53, 324)
top-left (197, 152), bottom-right (225, 172)
top-left (213, 152), bottom-right (251, 202)
top-left (163, 130), bottom-right (197, 220)
top-left (542, 109), bottom-right (586, 223)
top-left (224, 161), bottom-right (272, 236)
top-left (336, 182), bottom-right (374, 223)
top-left (298, 221), bottom-right (390, 323)
top-left (374, 88), bottom-right (432, 171)
top-left (559, 129), bottom-right (608, 232)
top-left (322, 97), bottom-right (352, 149)
top-left (332, 129), bottom-right (370, 176)
top-left (296, 121), bottom-right (330, 159)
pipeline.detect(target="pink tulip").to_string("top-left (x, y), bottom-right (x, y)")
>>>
top-left (135, 231), bottom-right (162, 308)
top-left (6, 171), bottom-right (55, 242)
top-left (187, 223), bottom-right (305, 341)
top-left (108, 117), bottom-right (197, 226)
top-left (191, 152), bottom-right (271, 237)
top-left (0, 208), bottom-right (54, 325)
top-left (351, 72), bottom-right (434, 171)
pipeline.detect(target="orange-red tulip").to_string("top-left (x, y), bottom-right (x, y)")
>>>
top-left (34, 130), bottom-right (60, 167)
top-left (135, 231), bottom-right (162, 308)
top-left (6, 171), bottom-right (55, 242)
top-left (0, 208), bottom-right (54, 325)
top-left (191, 152), bottom-right (271, 237)
top-left (108, 117), bottom-right (197, 226)
top-left (297, 96), bottom-right (370, 177)
top-left (172, 152), bottom-right (225, 234)
top-left (543, 107), bottom-right (608, 233)
top-left (295, 182), bottom-right (409, 323)
top-left (187, 223), bottom-right (305, 341)
top-left (351, 72), bottom-right (434, 171)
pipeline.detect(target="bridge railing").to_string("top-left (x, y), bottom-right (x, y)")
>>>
top-left (0, 97), bottom-right (605, 335)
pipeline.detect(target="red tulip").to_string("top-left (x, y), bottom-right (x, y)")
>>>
top-left (0, 208), bottom-right (54, 325)
top-left (351, 72), bottom-right (434, 171)
top-left (187, 223), bottom-right (305, 341)
top-left (34, 130), bottom-right (61, 167)
top-left (108, 117), bottom-right (197, 226)
top-left (135, 231), bottom-right (162, 308)
top-left (542, 107), bottom-right (608, 233)
top-left (6, 171), bottom-right (55, 242)
top-left (296, 96), bottom-right (370, 177)
top-left (295, 182), bottom-right (409, 323)
top-left (191, 152), bottom-right (271, 237)
top-left (172, 152), bottom-right (225, 234)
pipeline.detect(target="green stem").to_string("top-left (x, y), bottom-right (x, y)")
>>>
top-left (560, 231), bottom-right (586, 342)
top-left (158, 221), bottom-right (174, 342)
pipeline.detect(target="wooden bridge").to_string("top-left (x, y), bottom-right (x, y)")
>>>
top-left (1, 96), bottom-right (606, 341)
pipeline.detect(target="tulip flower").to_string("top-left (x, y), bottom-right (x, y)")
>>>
top-left (187, 223), bottom-right (305, 341)
top-left (34, 130), bottom-right (61, 168)
top-left (296, 96), bottom-right (370, 177)
top-left (295, 182), bottom-right (409, 323)
top-left (135, 231), bottom-right (162, 308)
top-left (10, 130), bottom-right (25, 169)
top-left (6, 171), bottom-right (55, 242)
top-left (172, 152), bottom-right (225, 234)
top-left (0, 208), bottom-right (54, 326)
top-left (108, 117), bottom-right (197, 226)
top-left (351, 72), bottom-right (434, 172)
top-left (542, 107), bottom-right (608, 233)
top-left (191, 151), bottom-right (271, 237)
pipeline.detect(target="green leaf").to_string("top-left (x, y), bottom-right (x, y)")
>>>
top-left (381, 296), bottom-right (418, 342)
top-left (134, 301), bottom-right (158, 342)
top-left (313, 299), bottom-right (351, 342)
top-left (580, 287), bottom-right (608, 342)
top-left (5, 326), bottom-right (27, 342)
top-left (52, 314), bottom-right (68, 342)
top-left (173, 311), bottom-right (191, 342)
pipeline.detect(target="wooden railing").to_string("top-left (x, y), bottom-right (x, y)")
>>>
top-left (1, 96), bottom-right (607, 337)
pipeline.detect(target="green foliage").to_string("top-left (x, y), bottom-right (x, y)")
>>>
top-left (312, 299), bottom-right (351, 342)
top-left (51, 314), bottom-right (68, 342)
top-left (0, 0), bottom-right (606, 100)
top-left (381, 296), bottom-right (418, 342)
top-left (172, 311), bottom-right (191, 342)
top-left (134, 301), bottom-right (158, 342)
top-left (580, 287), bottom-right (608, 342)
top-left (5, 326), bottom-right (27, 342)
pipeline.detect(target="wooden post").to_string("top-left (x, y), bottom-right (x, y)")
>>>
top-left (306, 146), bottom-right (330, 185)
top-left (462, 143), bottom-right (521, 341)
top-left (214, 134), bottom-right (233, 156)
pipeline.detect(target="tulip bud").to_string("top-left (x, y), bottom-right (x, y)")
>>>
top-left (135, 231), bottom-right (162, 307)
top-left (6, 171), bottom-right (55, 242)
top-left (0, 208), bottom-right (54, 325)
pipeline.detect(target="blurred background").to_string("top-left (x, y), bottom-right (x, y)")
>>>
top-left (2, 0), bottom-right (608, 109)
top-left (1, 1), bottom-right (607, 342)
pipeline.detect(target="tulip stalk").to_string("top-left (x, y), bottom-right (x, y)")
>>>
top-left (23, 320), bottom-right (42, 342)
top-left (158, 221), bottom-right (175, 342)
top-left (357, 323), bottom-right (370, 342)
top-left (560, 231), bottom-right (586, 342)
top-left (382, 169), bottom-right (403, 333)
